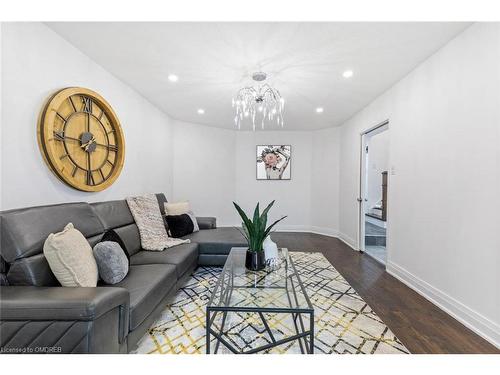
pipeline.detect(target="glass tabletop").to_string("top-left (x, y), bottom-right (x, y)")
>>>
top-left (207, 248), bottom-right (313, 312)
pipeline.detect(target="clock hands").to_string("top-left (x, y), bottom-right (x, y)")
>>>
top-left (87, 152), bottom-right (93, 186)
top-left (53, 132), bottom-right (118, 152)
top-left (81, 137), bottom-right (96, 152)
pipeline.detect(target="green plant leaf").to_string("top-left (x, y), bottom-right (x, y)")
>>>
top-left (233, 202), bottom-right (254, 239)
top-left (233, 201), bottom-right (286, 252)
top-left (259, 200), bottom-right (274, 244)
top-left (260, 200), bottom-right (275, 220)
top-left (263, 215), bottom-right (288, 238)
top-left (234, 226), bottom-right (250, 246)
top-left (252, 202), bottom-right (260, 226)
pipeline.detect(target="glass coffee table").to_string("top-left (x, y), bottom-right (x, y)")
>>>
top-left (206, 247), bottom-right (314, 354)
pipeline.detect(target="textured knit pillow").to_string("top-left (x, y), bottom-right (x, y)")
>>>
top-left (164, 201), bottom-right (190, 215)
top-left (43, 223), bottom-right (98, 287)
top-left (166, 214), bottom-right (200, 238)
top-left (93, 241), bottom-right (129, 284)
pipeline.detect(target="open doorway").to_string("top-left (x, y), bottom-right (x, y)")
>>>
top-left (359, 121), bottom-right (389, 265)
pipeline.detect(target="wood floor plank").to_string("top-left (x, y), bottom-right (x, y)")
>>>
top-left (271, 232), bottom-right (499, 354)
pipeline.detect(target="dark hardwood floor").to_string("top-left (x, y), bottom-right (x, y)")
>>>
top-left (271, 232), bottom-right (499, 354)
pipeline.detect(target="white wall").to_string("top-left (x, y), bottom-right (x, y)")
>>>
top-left (171, 120), bottom-right (237, 226)
top-left (338, 23), bottom-right (500, 347)
top-left (171, 120), bottom-right (328, 230)
top-left (0, 23), bottom-right (174, 210)
top-left (234, 131), bottom-right (313, 230)
top-left (310, 127), bottom-right (340, 236)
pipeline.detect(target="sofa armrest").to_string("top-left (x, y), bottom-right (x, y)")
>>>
top-left (196, 216), bottom-right (217, 229)
top-left (0, 286), bottom-right (129, 353)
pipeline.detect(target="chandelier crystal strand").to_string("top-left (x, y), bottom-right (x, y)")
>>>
top-left (232, 73), bottom-right (284, 130)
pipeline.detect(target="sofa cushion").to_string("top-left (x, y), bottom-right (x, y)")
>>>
top-left (196, 217), bottom-right (217, 230)
top-left (43, 223), bottom-right (98, 287)
top-left (198, 254), bottom-right (229, 267)
top-left (155, 193), bottom-right (168, 215)
top-left (7, 254), bottom-right (59, 286)
top-left (0, 256), bottom-right (9, 286)
top-left (130, 243), bottom-right (198, 279)
top-left (0, 202), bottom-right (104, 263)
top-left (91, 200), bottom-right (134, 231)
top-left (113, 264), bottom-right (176, 330)
top-left (182, 227), bottom-right (247, 255)
top-left (113, 224), bottom-right (142, 257)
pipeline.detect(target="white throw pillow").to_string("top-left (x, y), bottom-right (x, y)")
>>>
top-left (43, 223), bottom-right (98, 287)
top-left (164, 201), bottom-right (190, 215)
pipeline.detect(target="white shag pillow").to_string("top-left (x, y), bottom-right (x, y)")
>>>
top-left (164, 201), bottom-right (191, 215)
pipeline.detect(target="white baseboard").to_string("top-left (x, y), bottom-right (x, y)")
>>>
top-left (274, 225), bottom-right (313, 232)
top-left (387, 261), bottom-right (500, 349)
top-left (218, 224), bottom-right (312, 232)
top-left (309, 226), bottom-right (338, 238)
top-left (219, 224), bottom-right (358, 251)
top-left (336, 232), bottom-right (358, 251)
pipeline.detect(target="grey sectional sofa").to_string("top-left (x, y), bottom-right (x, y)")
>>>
top-left (0, 193), bottom-right (246, 353)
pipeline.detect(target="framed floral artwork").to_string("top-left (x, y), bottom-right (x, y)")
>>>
top-left (256, 145), bottom-right (291, 180)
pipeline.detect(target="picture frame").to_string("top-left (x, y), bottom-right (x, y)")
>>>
top-left (256, 145), bottom-right (291, 180)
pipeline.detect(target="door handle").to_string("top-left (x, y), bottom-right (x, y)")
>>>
top-left (357, 197), bottom-right (363, 202)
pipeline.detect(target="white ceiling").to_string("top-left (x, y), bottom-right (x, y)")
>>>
top-left (47, 22), bottom-right (470, 130)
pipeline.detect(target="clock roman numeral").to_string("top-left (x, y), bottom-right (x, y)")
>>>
top-left (82, 97), bottom-right (93, 114)
top-left (56, 112), bottom-right (67, 123)
top-left (53, 131), bottom-right (65, 141)
top-left (86, 170), bottom-right (95, 186)
top-left (106, 159), bottom-right (115, 167)
top-left (99, 168), bottom-right (106, 181)
top-left (107, 144), bottom-right (118, 152)
top-left (72, 165), bottom-right (78, 177)
top-left (68, 96), bottom-right (77, 112)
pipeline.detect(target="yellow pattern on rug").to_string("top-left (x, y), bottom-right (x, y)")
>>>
top-left (133, 252), bottom-right (409, 354)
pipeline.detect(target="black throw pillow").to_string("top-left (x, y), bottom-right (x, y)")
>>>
top-left (165, 214), bottom-right (194, 238)
top-left (101, 229), bottom-right (130, 259)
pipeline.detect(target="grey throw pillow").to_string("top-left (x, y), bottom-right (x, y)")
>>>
top-left (93, 241), bottom-right (129, 284)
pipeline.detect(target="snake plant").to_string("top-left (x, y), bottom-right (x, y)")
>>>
top-left (233, 200), bottom-right (287, 252)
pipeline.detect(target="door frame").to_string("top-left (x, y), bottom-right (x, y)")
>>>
top-left (357, 119), bottom-right (389, 254)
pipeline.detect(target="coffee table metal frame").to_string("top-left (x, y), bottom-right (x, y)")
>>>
top-left (206, 248), bottom-right (314, 354)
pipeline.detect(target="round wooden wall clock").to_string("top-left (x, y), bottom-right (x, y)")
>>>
top-left (37, 87), bottom-right (125, 192)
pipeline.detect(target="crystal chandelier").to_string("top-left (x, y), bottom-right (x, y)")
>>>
top-left (232, 72), bottom-right (284, 130)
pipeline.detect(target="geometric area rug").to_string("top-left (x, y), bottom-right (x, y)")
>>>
top-left (132, 252), bottom-right (409, 354)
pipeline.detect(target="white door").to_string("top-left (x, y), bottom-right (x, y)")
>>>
top-left (358, 120), bottom-right (389, 257)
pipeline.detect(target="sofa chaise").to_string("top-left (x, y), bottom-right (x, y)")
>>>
top-left (0, 193), bottom-right (246, 353)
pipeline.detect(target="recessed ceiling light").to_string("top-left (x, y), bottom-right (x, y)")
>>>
top-left (197, 108), bottom-right (205, 115)
top-left (342, 70), bottom-right (353, 78)
top-left (167, 74), bottom-right (179, 82)
top-left (316, 107), bottom-right (324, 113)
